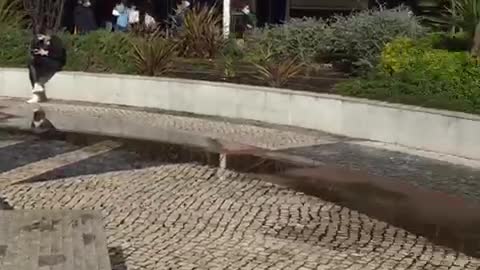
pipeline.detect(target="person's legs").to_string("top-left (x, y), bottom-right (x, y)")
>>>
top-left (28, 63), bottom-right (37, 89)
top-left (105, 21), bottom-right (113, 31)
top-left (27, 60), bottom-right (61, 103)
top-left (27, 62), bottom-right (45, 103)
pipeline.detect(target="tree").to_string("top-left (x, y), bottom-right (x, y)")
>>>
top-left (472, 21), bottom-right (480, 56)
top-left (23, 0), bottom-right (65, 34)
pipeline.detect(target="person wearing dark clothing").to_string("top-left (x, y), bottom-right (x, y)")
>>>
top-left (98, 0), bottom-right (116, 31)
top-left (27, 30), bottom-right (67, 103)
top-left (74, 0), bottom-right (97, 34)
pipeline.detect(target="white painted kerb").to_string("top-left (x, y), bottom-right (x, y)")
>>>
top-left (2, 68), bottom-right (480, 160)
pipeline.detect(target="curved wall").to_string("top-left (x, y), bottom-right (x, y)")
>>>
top-left (1, 68), bottom-right (479, 160)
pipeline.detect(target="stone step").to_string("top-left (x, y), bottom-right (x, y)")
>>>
top-left (0, 210), bottom-right (111, 270)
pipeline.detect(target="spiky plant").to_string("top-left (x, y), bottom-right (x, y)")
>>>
top-left (253, 55), bottom-right (304, 88)
top-left (427, 0), bottom-right (480, 37)
top-left (131, 37), bottom-right (177, 76)
top-left (176, 4), bottom-right (224, 59)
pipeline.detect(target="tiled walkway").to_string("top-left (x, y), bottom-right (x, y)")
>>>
top-left (1, 97), bottom-right (479, 203)
top-left (0, 132), bottom-right (479, 270)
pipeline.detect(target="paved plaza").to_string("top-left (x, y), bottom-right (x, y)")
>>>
top-left (0, 131), bottom-right (479, 270)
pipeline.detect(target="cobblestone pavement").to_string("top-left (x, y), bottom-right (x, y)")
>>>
top-left (282, 143), bottom-right (480, 203)
top-left (0, 98), bottom-right (340, 150)
top-left (2, 98), bottom-right (480, 204)
top-left (0, 132), bottom-right (480, 270)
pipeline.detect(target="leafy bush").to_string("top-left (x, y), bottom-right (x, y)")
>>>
top-left (0, 28), bottom-right (30, 67)
top-left (62, 31), bottom-right (135, 74)
top-left (338, 37), bottom-right (480, 114)
top-left (245, 6), bottom-right (426, 74)
top-left (380, 37), bottom-right (425, 74)
top-left (324, 6), bottom-right (426, 73)
top-left (131, 37), bottom-right (176, 76)
top-left (245, 17), bottom-right (329, 64)
top-left (429, 31), bottom-right (472, 51)
top-left (337, 73), bottom-right (480, 114)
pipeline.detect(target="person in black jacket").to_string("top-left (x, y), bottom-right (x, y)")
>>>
top-left (27, 28), bottom-right (67, 103)
top-left (74, 0), bottom-right (97, 34)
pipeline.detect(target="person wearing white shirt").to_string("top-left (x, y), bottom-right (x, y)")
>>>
top-left (128, 5), bottom-right (140, 26)
top-left (144, 12), bottom-right (156, 28)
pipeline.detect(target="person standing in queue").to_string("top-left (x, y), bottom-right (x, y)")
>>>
top-left (27, 27), bottom-right (67, 104)
top-left (112, 1), bottom-right (129, 32)
top-left (74, 0), bottom-right (97, 34)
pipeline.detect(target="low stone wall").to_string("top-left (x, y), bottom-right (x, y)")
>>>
top-left (2, 68), bottom-right (479, 160)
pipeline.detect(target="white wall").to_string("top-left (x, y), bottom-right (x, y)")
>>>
top-left (2, 68), bottom-right (480, 160)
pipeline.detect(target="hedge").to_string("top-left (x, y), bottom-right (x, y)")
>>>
top-left (0, 28), bottom-right (136, 73)
top-left (2, 26), bottom-right (479, 115)
top-left (246, 6), bottom-right (426, 73)
top-left (337, 36), bottom-right (480, 115)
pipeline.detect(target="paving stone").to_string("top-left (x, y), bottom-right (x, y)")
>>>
top-left (0, 210), bottom-right (110, 270)
top-left (0, 99), bottom-right (336, 150)
top-left (0, 127), bottom-right (480, 269)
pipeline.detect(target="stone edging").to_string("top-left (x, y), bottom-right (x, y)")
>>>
top-left (1, 67), bottom-right (479, 160)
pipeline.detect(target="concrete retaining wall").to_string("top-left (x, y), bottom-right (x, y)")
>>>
top-left (2, 68), bottom-right (480, 160)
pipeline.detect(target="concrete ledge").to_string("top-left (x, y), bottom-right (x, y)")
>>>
top-left (1, 68), bottom-right (479, 160)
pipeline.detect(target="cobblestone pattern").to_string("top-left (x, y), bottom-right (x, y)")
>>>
top-left (0, 210), bottom-right (111, 270)
top-left (0, 98), bottom-right (339, 150)
top-left (1, 137), bottom-right (479, 270)
top-left (283, 143), bottom-right (480, 202)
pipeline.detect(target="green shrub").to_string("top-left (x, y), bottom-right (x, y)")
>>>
top-left (436, 32), bottom-right (472, 51)
top-left (245, 6), bottom-right (426, 73)
top-left (62, 31), bottom-right (135, 74)
top-left (0, 29), bottom-right (29, 67)
top-left (0, 28), bottom-right (137, 74)
top-left (337, 73), bottom-right (480, 114)
top-left (338, 37), bottom-right (480, 114)
top-left (245, 17), bottom-right (329, 63)
top-left (325, 6), bottom-right (426, 73)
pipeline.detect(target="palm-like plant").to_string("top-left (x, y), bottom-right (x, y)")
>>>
top-left (449, 0), bottom-right (480, 36)
top-left (429, 0), bottom-right (480, 37)
top-left (176, 4), bottom-right (224, 59)
top-left (131, 37), bottom-right (177, 76)
top-left (253, 55), bottom-right (304, 88)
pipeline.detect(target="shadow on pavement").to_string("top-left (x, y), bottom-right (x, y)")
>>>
top-left (17, 137), bottom-right (219, 184)
top-left (0, 106), bottom-right (17, 123)
top-left (0, 139), bottom-right (81, 174)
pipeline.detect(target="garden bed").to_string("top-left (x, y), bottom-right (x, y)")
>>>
top-left (2, 4), bottom-right (479, 116)
top-left (166, 58), bottom-right (349, 94)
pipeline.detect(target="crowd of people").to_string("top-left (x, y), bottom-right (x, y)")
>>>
top-left (72, 0), bottom-right (159, 34)
top-left (71, 0), bottom-right (256, 35)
